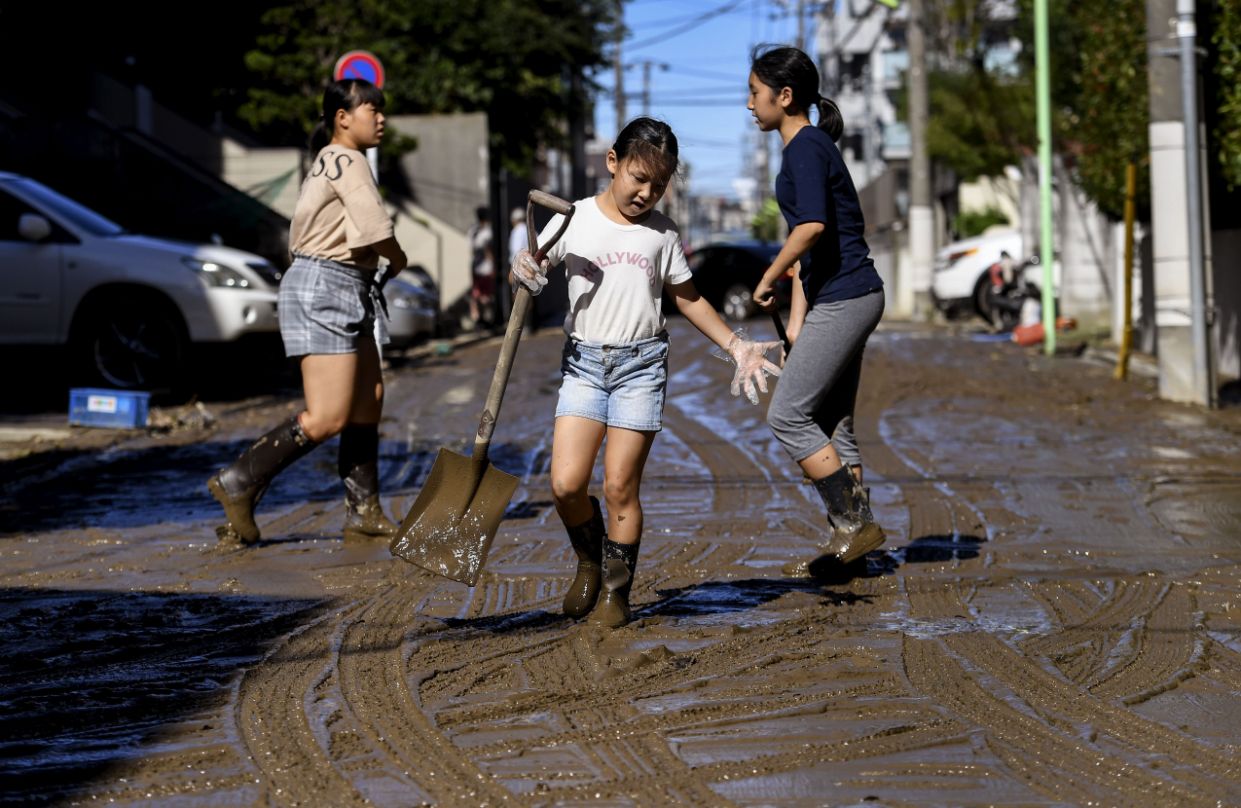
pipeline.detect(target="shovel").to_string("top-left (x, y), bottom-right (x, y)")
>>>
top-left (770, 310), bottom-right (791, 353)
top-left (390, 190), bottom-right (575, 585)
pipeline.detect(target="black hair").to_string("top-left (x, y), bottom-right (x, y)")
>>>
top-left (611, 116), bottom-right (679, 180)
top-left (309, 78), bottom-right (386, 152)
top-left (749, 45), bottom-right (844, 142)
top-left (475, 206), bottom-right (490, 221)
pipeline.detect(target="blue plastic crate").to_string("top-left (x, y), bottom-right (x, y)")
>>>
top-left (68, 388), bottom-right (150, 429)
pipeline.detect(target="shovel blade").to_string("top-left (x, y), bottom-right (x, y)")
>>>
top-left (389, 448), bottom-right (519, 586)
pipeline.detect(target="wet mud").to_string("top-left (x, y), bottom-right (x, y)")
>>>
top-left (1, 320), bottom-right (1239, 805)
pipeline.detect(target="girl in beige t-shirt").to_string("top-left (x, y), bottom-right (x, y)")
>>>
top-left (208, 78), bottom-right (408, 546)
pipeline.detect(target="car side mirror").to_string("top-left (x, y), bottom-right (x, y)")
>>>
top-left (18, 213), bottom-right (52, 243)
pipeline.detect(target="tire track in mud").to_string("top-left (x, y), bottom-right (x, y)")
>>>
top-left (902, 579), bottom-right (1239, 803)
top-left (335, 581), bottom-right (512, 805)
top-left (903, 636), bottom-right (1221, 806)
top-left (236, 604), bottom-right (369, 806)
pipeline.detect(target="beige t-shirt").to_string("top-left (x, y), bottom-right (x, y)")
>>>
top-left (289, 146), bottom-right (393, 268)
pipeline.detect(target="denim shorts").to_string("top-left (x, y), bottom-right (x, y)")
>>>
top-left (556, 333), bottom-right (670, 432)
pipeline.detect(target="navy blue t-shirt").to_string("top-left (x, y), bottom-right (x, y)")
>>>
top-left (775, 125), bottom-right (883, 304)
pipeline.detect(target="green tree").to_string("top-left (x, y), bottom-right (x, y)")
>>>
top-left (240, 0), bottom-right (616, 175)
top-left (751, 198), bottom-right (782, 242)
top-left (1055, 0), bottom-right (1151, 220)
top-left (909, 0), bottom-right (1151, 220)
top-left (1213, 0), bottom-right (1241, 190)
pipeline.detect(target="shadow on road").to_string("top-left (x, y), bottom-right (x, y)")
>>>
top-left (0, 587), bottom-right (324, 804)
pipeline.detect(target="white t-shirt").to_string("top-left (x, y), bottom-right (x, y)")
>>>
top-left (508, 223), bottom-right (527, 262)
top-left (540, 196), bottom-right (692, 344)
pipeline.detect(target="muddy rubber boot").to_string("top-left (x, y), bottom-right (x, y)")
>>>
top-left (815, 466), bottom-right (885, 564)
top-left (562, 496), bottom-right (606, 618)
top-left (339, 423), bottom-right (397, 541)
top-left (208, 415), bottom-right (317, 543)
top-left (823, 486), bottom-right (871, 558)
top-left (589, 538), bottom-right (640, 628)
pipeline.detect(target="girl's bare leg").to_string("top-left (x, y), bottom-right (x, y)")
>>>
top-left (299, 352), bottom-right (361, 441)
top-left (602, 427), bottom-right (657, 545)
top-left (550, 416), bottom-right (607, 526)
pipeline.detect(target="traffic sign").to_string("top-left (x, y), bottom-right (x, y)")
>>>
top-left (334, 51), bottom-right (385, 89)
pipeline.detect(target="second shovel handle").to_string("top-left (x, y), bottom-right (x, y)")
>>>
top-left (474, 191), bottom-right (576, 452)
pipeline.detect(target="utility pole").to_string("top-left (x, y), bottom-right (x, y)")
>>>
top-left (1034, 0), bottom-right (1056, 354)
top-left (797, 0), bottom-right (807, 51)
top-left (1144, 0), bottom-right (1216, 405)
top-left (1177, 0), bottom-right (1215, 406)
top-left (907, 0), bottom-right (934, 317)
top-left (614, 0), bottom-right (626, 128)
top-left (634, 60), bottom-right (669, 117)
top-left (570, 69), bottom-right (588, 200)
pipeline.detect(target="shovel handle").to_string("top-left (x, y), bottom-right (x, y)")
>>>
top-left (473, 191), bottom-right (575, 454)
top-left (770, 310), bottom-right (791, 352)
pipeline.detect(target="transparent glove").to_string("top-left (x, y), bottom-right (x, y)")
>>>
top-left (715, 330), bottom-right (782, 405)
top-left (510, 249), bottom-right (550, 296)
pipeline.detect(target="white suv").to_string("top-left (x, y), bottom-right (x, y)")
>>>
top-left (930, 228), bottom-right (1024, 319)
top-left (0, 172), bottom-right (280, 391)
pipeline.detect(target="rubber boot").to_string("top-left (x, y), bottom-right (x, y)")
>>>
top-left (824, 486), bottom-right (872, 558)
top-left (589, 537), bottom-right (640, 628)
top-left (562, 496), bottom-right (605, 618)
top-left (208, 415), bottom-right (317, 543)
top-left (815, 466), bottom-right (885, 564)
top-left (339, 423), bottom-right (397, 541)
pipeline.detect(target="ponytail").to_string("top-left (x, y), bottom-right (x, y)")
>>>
top-left (308, 119), bottom-right (330, 153)
top-left (751, 45), bottom-right (846, 143)
top-left (815, 95), bottom-right (844, 142)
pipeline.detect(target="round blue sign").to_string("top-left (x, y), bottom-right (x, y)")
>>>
top-left (334, 51), bottom-right (385, 89)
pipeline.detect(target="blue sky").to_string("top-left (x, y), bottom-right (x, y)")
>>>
top-left (591, 0), bottom-right (809, 199)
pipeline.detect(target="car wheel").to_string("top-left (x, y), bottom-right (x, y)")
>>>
top-left (74, 295), bottom-right (188, 392)
top-left (973, 276), bottom-right (1000, 327)
top-left (721, 283), bottom-right (755, 322)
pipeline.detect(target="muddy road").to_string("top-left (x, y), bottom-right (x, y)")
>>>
top-left (2, 318), bottom-right (1240, 806)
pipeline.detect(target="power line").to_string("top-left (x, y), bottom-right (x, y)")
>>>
top-left (627, 0), bottom-right (750, 51)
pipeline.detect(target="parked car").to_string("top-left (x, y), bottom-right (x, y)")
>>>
top-left (0, 172), bottom-right (280, 391)
top-left (930, 228), bottom-right (1024, 320)
top-left (931, 227), bottom-right (1061, 325)
top-left (383, 264), bottom-right (439, 349)
top-left (685, 240), bottom-right (790, 321)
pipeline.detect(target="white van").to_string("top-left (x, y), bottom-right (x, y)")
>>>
top-left (0, 173), bottom-right (281, 391)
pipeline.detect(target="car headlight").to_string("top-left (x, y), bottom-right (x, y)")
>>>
top-left (182, 257), bottom-right (253, 288)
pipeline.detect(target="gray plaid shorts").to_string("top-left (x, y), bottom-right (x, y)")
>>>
top-left (278, 254), bottom-right (389, 357)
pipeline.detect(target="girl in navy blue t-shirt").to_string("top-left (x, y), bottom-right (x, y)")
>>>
top-left (747, 45), bottom-right (887, 571)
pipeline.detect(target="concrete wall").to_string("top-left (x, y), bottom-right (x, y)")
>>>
top-left (957, 173), bottom-right (1021, 232)
top-left (220, 140), bottom-right (300, 220)
top-left (391, 199), bottom-right (470, 315)
top-left (389, 113), bottom-right (490, 234)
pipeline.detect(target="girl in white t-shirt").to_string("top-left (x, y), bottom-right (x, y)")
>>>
top-left (512, 117), bottom-right (781, 628)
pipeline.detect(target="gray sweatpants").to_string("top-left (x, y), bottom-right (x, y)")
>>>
top-left (768, 289), bottom-right (885, 465)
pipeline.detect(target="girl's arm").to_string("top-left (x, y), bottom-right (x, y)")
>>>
top-left (370, 236), bottom-right (408, 273)
top-left (667, 279), bottom-right (736, 350)
top-left (753, 221), bottom-right (824, 311)
top-left (668, 279), bottom-right (782, 404)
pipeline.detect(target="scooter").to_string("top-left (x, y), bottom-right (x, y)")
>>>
top-left (982, 256), bottom-right (1044, 331)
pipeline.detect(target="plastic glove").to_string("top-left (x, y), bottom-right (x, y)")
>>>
top-left (510, 249), bottom-right (550, 296)
top-left (724, 332), bottom-right (782, 405)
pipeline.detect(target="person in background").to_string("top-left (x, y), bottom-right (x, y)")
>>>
top-left (467, 206), bottom-right (495, 329)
